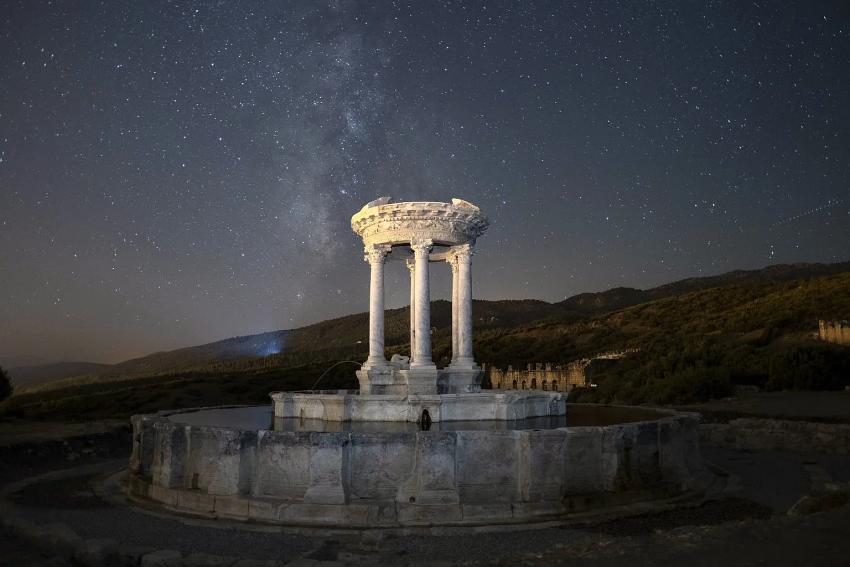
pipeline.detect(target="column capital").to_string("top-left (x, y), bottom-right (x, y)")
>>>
top-left (447, 243), bottom-right (473, 265)
top-left (364, 244), bottom-right (391, 264)
top-left (405, 258), bottom-right (416, 272)
top-left (409, 238), bottom-right (433, 255)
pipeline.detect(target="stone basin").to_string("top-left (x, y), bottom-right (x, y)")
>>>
top-left (127, 403), bottom-right (709, 528)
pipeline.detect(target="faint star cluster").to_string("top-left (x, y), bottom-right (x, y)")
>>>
top-left (0, 1), bottom-right (848, 362)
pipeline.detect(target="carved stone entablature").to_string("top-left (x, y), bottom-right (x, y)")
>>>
top-left (351, 199), bottom-right (489, 247)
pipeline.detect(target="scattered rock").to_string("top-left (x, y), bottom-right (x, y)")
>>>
top-left (117, 545), bottom-right (158, 567)
top-left (35, 522), bottom-right (83, 559)
top-left (74, 538), bottom-right (119, 567)
top-left (231, 559), bottom-right (283, 567)
top-left (183, 551), bottom-right (237, 566)
top-left (788, 491), bottom-right (850, 516)
top-left (141, 549), bottom-right (183, 567)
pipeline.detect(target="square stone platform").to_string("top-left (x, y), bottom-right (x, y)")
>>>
top-left (270, 389), bottom-right (567, 423)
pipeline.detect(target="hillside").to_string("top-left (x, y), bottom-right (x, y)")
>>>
top-left (8, 261), bottom-right (850, 396)
top-left (3, 263), bottom-right (850, 420)
top-left (477, 272), bottom-right (850, 404)
top-left (6, 362), bottom-right (111, 389)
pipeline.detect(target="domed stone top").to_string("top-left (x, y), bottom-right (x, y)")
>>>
top-left (351, 197), bottom-right (489, 247)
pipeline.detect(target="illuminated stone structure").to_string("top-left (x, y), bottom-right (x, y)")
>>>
top-left (350, 197), bottom-right (489, 395)
top-left (488, 351), bottom-right (638, 392)
top-left (129, 201), bottom-right (710, 529)
top-left (819, 320), bottom-right (850, 346)
top-left (270, 198), bottom-right (567, 423)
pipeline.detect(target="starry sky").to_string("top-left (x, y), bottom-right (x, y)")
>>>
top-left (1, 1), bottom-right (849, 364)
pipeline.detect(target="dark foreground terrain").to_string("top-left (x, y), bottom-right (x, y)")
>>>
top-left (2, 392), bottom-right (850, 566)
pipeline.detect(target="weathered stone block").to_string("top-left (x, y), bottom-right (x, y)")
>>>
top-left (215, 495), bottom-right (250, 518)
top-left (397, 503), bottom-right (462, 525)
top-left (407, 432), bottom-right (458, 504)
top-left (460, 503), bottom-right (513, 522)
top-left (455, 430), bottom-right (518, 502)
top-left (150, 484), bottom-right (178, 507)
top-left (278, 502), bottom-right (343, 524)
top-left (177, 490), bottom-right (214, 513)
top-left (511, 501), bottom-right (562, 519)
top-left (247, 499), bottom-right (279, 522)
top-left (303, 432), bottom-right (349, 504)
top-left (562, 427), bottom-right (603, 495)
top-left (255, 431), bottom-right (310, 499)
top-left (348, 432), bottom-right (415, 501)
top-left (185, 428), bottom-right (244, 496)
top-left (151, 422), bottom-right (188, 488)
top-left (659, 418), bottom-right (688, 486)
top-left (519, 430), bottom-right (568, 502)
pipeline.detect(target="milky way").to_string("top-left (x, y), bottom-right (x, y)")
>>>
top-left (1, 1), bottom-right (849, 363)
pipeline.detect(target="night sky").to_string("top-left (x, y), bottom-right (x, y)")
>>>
top-left (1, 1), bottom-right (849, 364)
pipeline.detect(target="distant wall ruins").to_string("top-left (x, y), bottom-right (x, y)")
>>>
top-left (818, 320), bottom-right (850, 346)
top-left (486, 350), bottom-right (636, 392)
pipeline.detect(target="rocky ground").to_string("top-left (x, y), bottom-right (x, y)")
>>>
top-left (2, 392), bottom-right (850, 566)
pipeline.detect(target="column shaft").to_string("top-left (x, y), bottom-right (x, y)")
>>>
top-left (411, 240), bottom-right (434, 368)
top-left (456, 245), bottom-right (475, 367)
top-left (450, 257), bottom-right (459, 364)
top-left (407, 259), bottom-right (416, 362)
top-left (364, 245), bottom-right (389, 368)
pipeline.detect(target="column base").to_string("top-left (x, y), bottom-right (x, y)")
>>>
top-left (361, 357), bottom-right (389, 372)
top-left (356, 367), bottom-right (394, 395)
top-left (399, 367), bottom-right (439, 395)
top-left (356, 367), bottom-right (439, 395)
top-left (438, 367), bottom-right (483, 394)
top-left (448, 359), bottom-right (479, 371)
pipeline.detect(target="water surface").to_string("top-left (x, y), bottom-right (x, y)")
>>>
top-left (167, 404), bottom-right (665, 432)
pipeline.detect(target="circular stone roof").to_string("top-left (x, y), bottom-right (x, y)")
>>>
top-left (351, 198), bottom-right (489, 247)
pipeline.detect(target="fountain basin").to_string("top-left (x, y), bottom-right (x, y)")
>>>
top-left (127, 403), bottom-right (708, 528)
top-left (270, 389), bottom-right (566, 422)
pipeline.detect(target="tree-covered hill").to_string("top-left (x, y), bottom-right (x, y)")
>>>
top-left (3, 262), bottom-right (850, 419)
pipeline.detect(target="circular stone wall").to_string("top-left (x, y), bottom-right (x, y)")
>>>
top-left (127, 405), bottom-right (709, 528)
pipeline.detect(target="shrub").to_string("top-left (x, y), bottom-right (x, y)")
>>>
top-left (0, 366), bottom-right (11, 402)
top-left (767, 344), bottom-right (850, 391)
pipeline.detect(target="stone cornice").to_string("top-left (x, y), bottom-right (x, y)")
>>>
top-left (351, 199), bottom-right (489, 247)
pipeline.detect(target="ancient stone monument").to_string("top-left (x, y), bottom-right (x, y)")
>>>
top-left (126, 198), bottom-right (710, 528)
top-left (352, 197), bottom-right (488, 396)
top-left (270, 198), bottom-right (566, 422)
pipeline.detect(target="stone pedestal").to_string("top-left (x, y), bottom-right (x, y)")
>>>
top-left (438, 367), bottom-right (483, 394)
top-left (399, 368), bottom-right (439, 395)
top-left (356, 367), bottom-right (398, 395)
top-left (357, 367), bottom-right (439, 396)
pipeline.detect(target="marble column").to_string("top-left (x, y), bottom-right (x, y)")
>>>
top-left (406, 258), bottom-right (416, 362)
top-left (410, 239), bottom-right (435, 369)
top-left (363, 244), bottom-right (390, 369)
top-left (454, 244), bottom-right (476, 368)
top-left (449, 254), bottom-right (459, 365)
